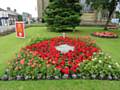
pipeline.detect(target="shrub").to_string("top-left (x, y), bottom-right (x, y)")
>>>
top-left (79, 52), bottom-right (120, 80)
top-left (44, 0), bottom-right (82, 32)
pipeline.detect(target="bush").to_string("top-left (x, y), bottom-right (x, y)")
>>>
top-left (79, 52), bottom-right (120, 80)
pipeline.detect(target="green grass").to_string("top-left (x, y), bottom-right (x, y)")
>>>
top-left (0, 80), bottom-right (120, 90)
top-left (0, 26), bottom-right (120, 90)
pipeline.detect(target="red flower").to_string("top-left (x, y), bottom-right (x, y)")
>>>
top-left (20, 59), bottom-right (25, 65)
top-left (56, 65), bottom-right (62, 70)
top-left (93, 32), bottom-right (118, 38)
top-left (62, 67), bottom-right (69, 74)
top-left (60, 60), bottom-right (65, 66)
top-left (25, 36), bottom-right (99, 74)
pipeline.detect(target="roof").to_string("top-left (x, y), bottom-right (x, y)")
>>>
top-left (0, 8), bottom-right (5, 11)
top-left (0, 8), bottom-right (20, 16)
top-left (7, 10), bottom-right (18, 16)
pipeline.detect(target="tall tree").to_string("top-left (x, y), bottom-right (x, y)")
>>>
top-left (44, 0), bottom-right (82, 32)
top-left (86, 0), bottom-right (120, 30)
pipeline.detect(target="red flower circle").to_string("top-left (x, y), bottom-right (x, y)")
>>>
top-left (26, 37), bottom-right (99, 74)
top-left (93, 32), bottom-right (118, 38)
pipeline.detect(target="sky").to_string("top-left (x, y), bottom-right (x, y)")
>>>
top-left (0, 0), bottom-right (120, 18)
top-left (0, 0), bottom-right (37, 17)
top-left (116, 2), bottom-right (120, 11)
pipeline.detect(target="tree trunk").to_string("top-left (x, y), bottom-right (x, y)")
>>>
top-left (104, 0), bottom-right (117, 30)
top-left (73, 27), bottom-right (76, 32)
top-left (104, 11), bottom-right (114, 30)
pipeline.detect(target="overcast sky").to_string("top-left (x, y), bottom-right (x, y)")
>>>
top-left (1, 0), bottom-right (119, 17)
top-left (0, 0), bottom-right (37, 17)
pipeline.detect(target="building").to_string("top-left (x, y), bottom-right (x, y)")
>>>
top-left (80, 0), bottom-right (93, 12)
top-left (0, 8), bottom-right (9, 26)
top-left (0, 7), bottom-right (20, 33)
top-left (79, 0), bottom-right (97, 24)
top-left (37, 0), bottom-right (49, 21)
top-left (6, 7), bottom-right (19, 25)
top-left (0, 7), bottom-right (19, 26)
top-left (37, 0), bottom-right (96, 23)
top-left (22, 12), bottom-right (32, 24)
top-left (37, 0), bottom-right (111, 24)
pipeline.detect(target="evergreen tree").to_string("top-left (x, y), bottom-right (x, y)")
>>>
top-left (44, 0), bottom-right (82, 32)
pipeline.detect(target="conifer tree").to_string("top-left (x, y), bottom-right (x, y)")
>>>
top-left (44, 0), bottom-right (82, 32)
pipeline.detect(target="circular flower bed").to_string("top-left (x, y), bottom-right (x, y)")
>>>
top-left (92, 32), bottom-right (118, 38)
top-left (1, 36), bottom-right (120, 80)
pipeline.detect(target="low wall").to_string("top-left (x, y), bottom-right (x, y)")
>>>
top-left (0, 23), bottom-right (46, 36)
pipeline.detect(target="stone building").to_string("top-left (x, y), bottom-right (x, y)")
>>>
top-left (37, 0), bottom-right (49, 21)
top-left (37, 0), bottom-right (96, 22)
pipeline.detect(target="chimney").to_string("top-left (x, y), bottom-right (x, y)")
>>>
top-left (14, 9), bottom-right (17, 12)
top-left (7, 7), bottom-right (11, 11)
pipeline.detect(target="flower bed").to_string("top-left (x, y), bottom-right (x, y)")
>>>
top-left (26, 37), bottom-right (99, 74)
top-left (92, 32), bottom-right (118, 38)
top-left (1, 36), bottom-right (120, 80)
top-left (80, 52), bottom-right (120, 80)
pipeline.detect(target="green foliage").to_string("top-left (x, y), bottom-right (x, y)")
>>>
top-left (17, 15), bottom-right (23, 21)
top-left (79, 52), bottom-right (120, 80)
top-left (86, 0), bottom-right (119, 11)
top-left (86, 0), bottom-right (120, 30)
top-left (44, 0), bottom-right (82, 32)
top-left (5, 48), bottom-right (62, 80)
top-left (28, 36), bottom-right (51, 45)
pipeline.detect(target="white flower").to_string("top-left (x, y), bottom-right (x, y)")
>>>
top-left (99, 60), bottom-right (102, 63)
top-left (105, 56), bottom-right (108, 59)
top-left (115, 63), bottom-right (120, 67)
top-left (92, 58), bottom-right (97, 61)
top-left (93, 52), bottom-right (97, 55)
top-left (94, 58), bottom-right (97, 60)
top-left (108, 56), bottom-right (111, 59)
top-left (100, 52), bottom-right (104, 55)
top-left (78, 63), bottom-right (80, 66)
top-left (108, 65), bottom-right (112, 68)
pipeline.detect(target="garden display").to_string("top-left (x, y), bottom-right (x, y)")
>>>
top-left (1, 36), bottom-right (120, 80)
top-left (92, 32), bottom-right (118, 38)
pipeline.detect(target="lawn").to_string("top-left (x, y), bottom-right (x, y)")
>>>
top-left (0, 26), bottom-right (120, 90)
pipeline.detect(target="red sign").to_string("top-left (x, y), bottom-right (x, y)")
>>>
top-left (15, 22), bottom-right (25, 38)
